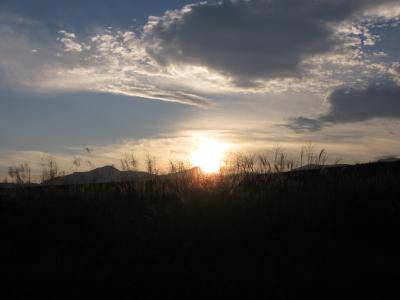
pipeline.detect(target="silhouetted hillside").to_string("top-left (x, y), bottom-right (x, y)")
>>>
top-left (292, 163), bottom-right (349, 171)
top-left (43, 165), bottom-right (205, 186)
top-left (43, 165), bottom-right (151, 185)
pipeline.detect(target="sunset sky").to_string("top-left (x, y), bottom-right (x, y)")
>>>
top-left (1, 0), bottom-right (400, 178)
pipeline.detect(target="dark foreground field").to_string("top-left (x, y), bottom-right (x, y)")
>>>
top-left (1, 162), bottom-right (400, 299)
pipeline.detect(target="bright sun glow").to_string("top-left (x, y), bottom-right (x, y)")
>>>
top-left (190, 138), bottom-right (229, 173)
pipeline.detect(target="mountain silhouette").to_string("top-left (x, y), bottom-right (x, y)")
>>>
top-left (43, 166), bottom-right (151, 185)
top-left (43, 165), bottom-right (204, 185)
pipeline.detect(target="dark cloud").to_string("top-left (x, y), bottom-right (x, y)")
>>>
top-left (285, 117), bottom-right (323, 133)
top-left (144, 0), bottom-right (393, 85)
top-left (321, 80), bottom-right (400, 123)
top-left (287, 79), bottom-right (400, 131)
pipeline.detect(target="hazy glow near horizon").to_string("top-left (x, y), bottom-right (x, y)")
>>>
top-left (190, 138), bottom-right (229, 173)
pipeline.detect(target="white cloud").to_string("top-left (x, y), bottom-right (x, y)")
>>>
top-left (58, 30), bottom-right (89, 52)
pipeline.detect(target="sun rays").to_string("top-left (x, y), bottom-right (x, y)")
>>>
top-left (190, 138), bottom-right (230, 173)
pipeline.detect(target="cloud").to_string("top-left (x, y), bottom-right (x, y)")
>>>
top-left (58, 30), bottom-right (89, 52)
top-left (364, 2), bottom-right (400, 20)
top-left (287, 79), bottom-right (400, 131)
top-left (285, 117), bottom-right (323, 133)
top-left (1, 2), bottom-right (399, 107)
top-left (143, 0), bottom-right (396, 86)
top-left (0, 14), bottom-right (214, 107)
top-left (322, 80), bottom-right (400, 122)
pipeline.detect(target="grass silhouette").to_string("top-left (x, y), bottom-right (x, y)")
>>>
top-left (1, 147), bottom-right (400, 298)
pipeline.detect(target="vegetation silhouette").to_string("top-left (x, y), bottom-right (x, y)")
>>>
top-left (1, 146), bottom-right (400, 298)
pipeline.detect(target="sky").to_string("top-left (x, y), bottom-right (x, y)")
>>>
top-left (1, 0), bottom-right (400, 179)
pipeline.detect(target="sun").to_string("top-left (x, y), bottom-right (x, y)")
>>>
top-left (190, 138), bottom-right (228, 173)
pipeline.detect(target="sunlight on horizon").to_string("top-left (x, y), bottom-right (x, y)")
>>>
top-left (190, 138), bottom-right (230, 173)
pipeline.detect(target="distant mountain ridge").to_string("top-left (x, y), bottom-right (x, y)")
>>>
top-left (376, 156), bottom-right (400, 163)
top-left (292, 163), bottom-right (350, 172)
top-left (43, 165), bottom-right (203, 186)
top-left (43, 166), bottom-right (151, 185)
